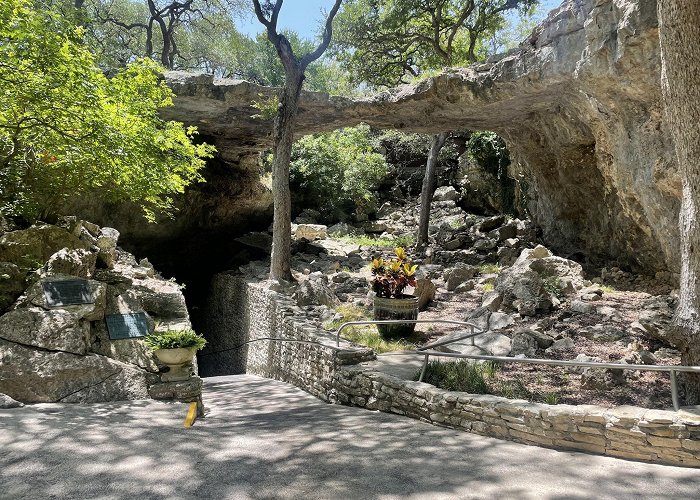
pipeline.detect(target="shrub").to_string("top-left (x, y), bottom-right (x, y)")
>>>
top-left (144, 329), bottom-right (207, 351)
top-left (288, 124), bottom-right (388, 221)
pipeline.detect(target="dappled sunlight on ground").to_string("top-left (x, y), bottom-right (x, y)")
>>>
top-left (2, 375), bottom-right (699, 499)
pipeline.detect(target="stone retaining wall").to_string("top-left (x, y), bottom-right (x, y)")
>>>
top-left (335, 366), bottom-right (700, 467)
top-left (201, 274), bottom-right (374, 401)
top-left (209, 275), bottom-right (700, 467)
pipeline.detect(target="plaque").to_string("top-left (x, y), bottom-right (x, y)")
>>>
top-left (42, 279), bottom-right (94, 307)
top-left (105, 313), bottom-right (150, 340)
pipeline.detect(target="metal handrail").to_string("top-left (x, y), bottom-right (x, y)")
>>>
top-left (335, 318), bottom-right (699, 411)
top-left (335, 319), bottom-right (483, 347)
top-left (410, 350), bottom-right (698, 411)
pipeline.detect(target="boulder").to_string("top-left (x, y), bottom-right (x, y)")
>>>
top-left (295, 279), bottom-right (339, 307)
top-left (96, 227), bottom-right (120, 269)
top-left (413, 278), bottom-right (436, 311)
top-left (45, 248), bottom-right (97, 278)
top-left (444, 264), bottom-right (479, 292)
top-left (496, 245), bottom-right (584, 316)
top-left (510, 331), bottom-right (538, 357)
top-left (481, 291), bottom-right (503, 312)
top-left (0, 262), bottom-right (26, 312)
top-left (0, 393), bottom-right (23, 408)
top-left (432, 186), bottom-right (460, 202)
top-left (546, 337), bottom-right (575, 353)
top-left (488, 311), bottom-right (515, 331)
top-left (635, 295), bottom-right (676, 344)
top-left (0, 307), bottom-right (89, 355)
top-left (0, 224), bottom-right (89, 268)
top-left (0, 339), bottom-right (151, 403)
top-left (294, 224), bottom-right (328, 241)
top-left (477, 215), bottom-right (506, 233)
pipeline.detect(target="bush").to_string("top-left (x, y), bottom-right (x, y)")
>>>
top-left (0, 0), bottom-right (214, 221)
top-left (289, 124), bottom-right (388, 221)
top-left (144, 329), bottom-right (207, 351)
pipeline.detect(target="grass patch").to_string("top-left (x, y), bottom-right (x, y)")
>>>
top-left (599, 284), bottom-right (616, 293)
top-left (479, 263), bottom-right (502, 275)
top-left (335, 234), bottom-right (415, 248)
top-left (542, 276), bottom-right (565, 299)
top-left (416, 360), bottom-right (560, 404)
top-left (323, 304), bottom-right (417, 353)
top-left (482, 283), bottom-right (495, 293)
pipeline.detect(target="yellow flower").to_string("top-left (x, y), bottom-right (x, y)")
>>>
top-left (389, 260), bottom-right (402, 272)
top-left (371, 258), bottom-right (383, 270)
top-left (403, 263), bottom-right (418, 276)
top-left (394, 247), bottom-right (407, 261)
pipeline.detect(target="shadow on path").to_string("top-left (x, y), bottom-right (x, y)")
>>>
top-left (2, 375), bottom-right (699, 499)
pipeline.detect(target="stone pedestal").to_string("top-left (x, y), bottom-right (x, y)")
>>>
top-left (148, 376), bottom-right (204, 416)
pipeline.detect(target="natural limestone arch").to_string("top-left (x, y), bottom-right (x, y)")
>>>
top-left (161, 0), bottom-right (679, 277)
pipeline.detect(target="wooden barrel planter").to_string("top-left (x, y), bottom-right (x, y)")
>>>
top-left (373, 296), bottom-right (419, 340)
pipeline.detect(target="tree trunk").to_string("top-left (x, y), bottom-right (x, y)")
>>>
top-left (269, 72), bottom-right (303, 281)
top-left (417, 132), bottom-right (448, 248)
top-left (658, 0), bottom-right (700, 403)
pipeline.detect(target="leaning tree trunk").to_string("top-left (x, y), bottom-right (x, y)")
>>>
top-left (269, 71), bottom-right (303, 281)
top-left (658, 0), bottom-right (700, 403)
top-left (417, 132), bottom-right (448, 248)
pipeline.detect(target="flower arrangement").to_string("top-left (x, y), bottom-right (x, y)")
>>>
top-left (370, 247), bottom-right (418, 298)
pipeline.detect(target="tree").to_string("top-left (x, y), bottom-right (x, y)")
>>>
top-left (0, 0), bottom-right (214, 221)
top-left (252, 0), bottom-right (342, 281)
top-left (333, 0), bottom-right (536, 248)
top-left (657, 0), bottom-right (700, 403)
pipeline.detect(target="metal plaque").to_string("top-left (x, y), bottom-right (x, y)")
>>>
top-left (42, 279), bottom-right (94, 307)
top-left (105, 313), bottom-right (150, 340)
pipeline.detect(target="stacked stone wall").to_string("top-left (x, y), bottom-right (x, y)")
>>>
top-left (211, 275), bottom-right (700, 467)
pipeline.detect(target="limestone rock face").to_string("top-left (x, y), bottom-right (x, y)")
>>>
top-left (0, 339), bottom-right (152, 403)
top-left (0, 221), bottom-right (192, 404)
top-left (160, 0), bottom-right (678, 276)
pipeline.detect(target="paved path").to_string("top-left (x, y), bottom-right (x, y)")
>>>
top-left (2, 375), bottom-right (700, 499)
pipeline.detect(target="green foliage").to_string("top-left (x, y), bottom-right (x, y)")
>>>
top-left (323, 304), bottom-right (417, 353)
top-left (419, 360), bottom-right (490, 394)
top-left (467, 131), bottom-right (509, 176)
top-left (251, 93), bottom-right (280, 120)
top-left (332, 0), bottom-right (538, 88)
top-left (542, 392), bottom-right (559, 405)
top-left (289, 125), bottom-right (389, 220)
top-left (144, 329), bottom-right (207, 350)
top-left (335, 234), bottom-right (415, 248)
top-left (479, 263), bottom-right (502, 274)
top-left (0, 0), bottom-right (214, 221)
top-left (542, 276), bottom-right (564, 299)
top-left (417, 360), bottom-right (533, 400)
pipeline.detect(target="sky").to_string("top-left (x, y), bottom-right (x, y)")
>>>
top-left (238, 0), bottom-right (564, 40)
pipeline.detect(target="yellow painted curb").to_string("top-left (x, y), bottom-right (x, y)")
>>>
top-left (183, 402), bottom-right (198, 428)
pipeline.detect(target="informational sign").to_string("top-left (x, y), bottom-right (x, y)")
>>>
top-left (42, 279), bottom-right (94, 307)
top-left (105, 313), bottom-right (150, 340)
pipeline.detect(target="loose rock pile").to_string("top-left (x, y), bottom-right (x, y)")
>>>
top-left (238, 198), bottom-right (681, 408)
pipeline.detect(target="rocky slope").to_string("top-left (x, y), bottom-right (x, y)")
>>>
top-left (161, 0), bottom-right (678, 278)
top-left (0, 220), bottom-right (192, 404)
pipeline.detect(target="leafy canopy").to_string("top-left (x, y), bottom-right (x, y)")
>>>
top-left (288, 125), bottom-right (388, 220)
top-left (332, 0), bottom-right (538, 87)
top-left (0, 0), bottom-right (214, 221)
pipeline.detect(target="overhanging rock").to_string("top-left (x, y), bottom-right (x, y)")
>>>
top-left (163, 0), bottom-right (678, 276)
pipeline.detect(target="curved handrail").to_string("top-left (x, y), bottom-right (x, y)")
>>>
top-left (334, 319), bottom-right (483, 347)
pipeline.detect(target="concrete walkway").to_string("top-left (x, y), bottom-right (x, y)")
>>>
top-left (2, 375), bottom-right (700, 499)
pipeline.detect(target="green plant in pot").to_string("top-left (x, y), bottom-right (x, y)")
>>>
top-left (144, 329), bottom-right (207, 382)
top-left (370, 247), bottom-right (419, 339)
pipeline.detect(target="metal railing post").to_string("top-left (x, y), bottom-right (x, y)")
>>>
top-left (419, 353), bottom-right (429, 382)
top-left (470, 325), bottom-right (475, 346)
top-left (670, 369), bottom-right (680, 411)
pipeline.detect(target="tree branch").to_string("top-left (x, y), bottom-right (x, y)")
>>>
top-left (300, 0), bottom-right (343, 69)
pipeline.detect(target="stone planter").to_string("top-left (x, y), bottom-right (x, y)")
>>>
top-left (154, 347), bottom-right (196, 382)
top-left (374, 296), bottom-right (419, 340)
